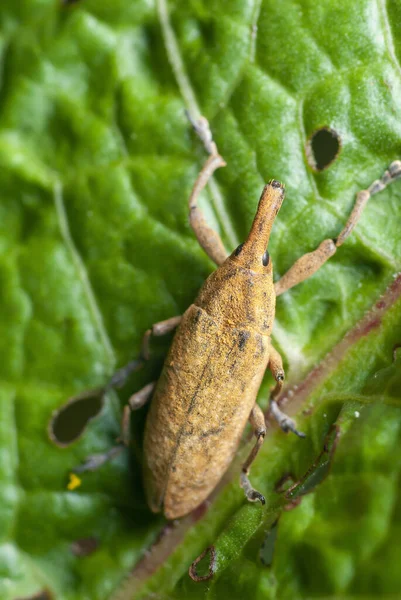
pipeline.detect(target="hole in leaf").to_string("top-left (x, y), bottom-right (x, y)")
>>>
top-left (188, 546), bottom-right (216, 582)
top-left (49, 388), bottom-right (104, 447)
top-left (306, 127), bottom-right (341, 171)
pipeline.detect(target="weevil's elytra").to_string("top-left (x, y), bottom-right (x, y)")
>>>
top-left (76, 116), bottom-right (401, 520)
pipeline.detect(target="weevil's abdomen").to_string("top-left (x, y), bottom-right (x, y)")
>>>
top-left (143, 304), bottom-right (270, 519)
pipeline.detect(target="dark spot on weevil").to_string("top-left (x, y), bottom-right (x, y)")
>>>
top-left (262, 250), bottom-right (270, 266)
top-left (238, 331), bottom-right (250, 350)
top-left (189, 546), bottom-right (216, 582)
top-left (254, 336), bottom-right (265, 358)
top-left (229, 358), bottom-right (239, 374)
top-left (49, 389), bottom-right (103, 446)
top-left (200, 426), bottom-right (224, 439)
top-left (223, 269), bottom-right (237, 281)
top-left (182, 425), bottom-right (195, 437)
top-left (71, 537), bottom-right (99, 557)
top-left (194, 308), bottom-right (202, 324)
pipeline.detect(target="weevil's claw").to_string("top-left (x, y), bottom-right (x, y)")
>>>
top-left (240, 472), bottom-right (266, 506)
top-left (186, 111), bottom-right (218, 156)
top-left (248, 490), bottom-right (266, 505)
top-left (280, 416), bottom-right (306, 438)
top-left (269, 399), bottom-right (305, 438)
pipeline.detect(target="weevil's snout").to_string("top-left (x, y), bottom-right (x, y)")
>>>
top-left (232, 180), bottom-right (285, 272)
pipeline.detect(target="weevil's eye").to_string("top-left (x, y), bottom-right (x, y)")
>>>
top-left (262, 250), bottom-right (270, 266)
top-left (234, 243), bottom-right (244, 256)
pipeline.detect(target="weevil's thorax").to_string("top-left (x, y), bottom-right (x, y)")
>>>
top-left (195, 258), bottom-right (276, 335)
top-left (195, 180), bottom-right (285, 336)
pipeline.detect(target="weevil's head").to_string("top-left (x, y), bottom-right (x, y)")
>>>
top-left (195, 180), bottom-right (284, 335)
top-left (230, 180), bottom-right (284, 274)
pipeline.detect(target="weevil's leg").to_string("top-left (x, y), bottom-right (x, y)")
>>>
top-left (188, 114), bottom-right (228, 266)
top-left (275, 160), bottom-right (401, 296)
top-left (73, 317), bottom-right (181, 475)
top-left (120, 381), bottom-right (156, 446)
top-left (74, 445), bottom-right (125, 473)
top-left (240, 404), bottom-right (266, 504)
top-left (107, 315), bottom-right (182, 389)
top-left (140, 315), bottom-right (182, 362)
top-left (74, 381), bottom-right (157, 473)
top-left (268, 344), bottom-right (305, 438)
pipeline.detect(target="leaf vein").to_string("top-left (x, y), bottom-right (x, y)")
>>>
top-left (53, 182), bottom-right (116, 370)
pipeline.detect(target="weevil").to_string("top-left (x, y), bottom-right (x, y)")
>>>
top-left (78, 116), bottom-right (401, 520)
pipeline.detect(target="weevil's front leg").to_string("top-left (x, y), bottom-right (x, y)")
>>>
top-left (240, 404), bottom-right (266, 504)
top-left (188, 114), bottom-right (228, 266)
top-left (140, 315), bottom-right (182, 362)
top-left (275, 160), bottom-right (401, 296)
top-left (268, 344), bottom-right (305, 438)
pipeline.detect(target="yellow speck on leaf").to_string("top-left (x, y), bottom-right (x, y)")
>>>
top-left (67, 473), bottom-right (82, 491)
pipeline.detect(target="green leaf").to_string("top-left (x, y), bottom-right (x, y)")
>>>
top-left (1, 1), bottom-right (401, 599)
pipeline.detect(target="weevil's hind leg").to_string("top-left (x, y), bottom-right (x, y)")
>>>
top-left (74, 381), bottom-right (157, 473)
top-left (274, 160), bottom-right (401, 296)
top-left (268, 344), bottom-right (305, 438)
top-left (240, 404), bottom-right (266, 504)
top-left (188, 114), bottom-right (229, 266)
